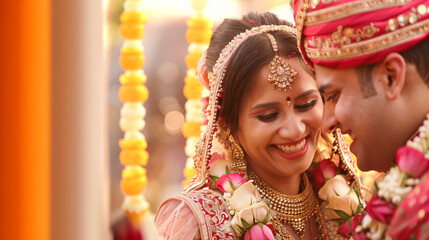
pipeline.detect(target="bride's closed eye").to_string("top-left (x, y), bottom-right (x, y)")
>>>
top-left (295, 99), bottom-right (318, 111)
top-left (256, 112), bottom-right (279, 122)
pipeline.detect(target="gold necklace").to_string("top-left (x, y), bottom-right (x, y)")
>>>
top-left (248, 170), bottom-right (319, 238)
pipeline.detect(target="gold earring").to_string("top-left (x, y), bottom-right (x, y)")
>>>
top-left (229, 134), bottom-right (246, 172)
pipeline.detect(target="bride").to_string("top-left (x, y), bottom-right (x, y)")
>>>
top-left (155, 12), bottom-right (361, 239)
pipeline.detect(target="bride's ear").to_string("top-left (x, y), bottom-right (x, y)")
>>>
top-left (374, 53), bottom-right (406, 100)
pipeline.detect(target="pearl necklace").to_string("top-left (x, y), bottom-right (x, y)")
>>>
top-left (248, 170), bottom-right (318, 238)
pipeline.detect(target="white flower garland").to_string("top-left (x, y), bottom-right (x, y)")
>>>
top-left (355, 113), bottom-right (429, 239)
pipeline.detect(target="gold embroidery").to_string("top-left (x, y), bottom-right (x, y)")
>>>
top-left (186, 189), bottom-right (235, 239)
top-left (310, 0), bottom-right (340, 9)
top-left (306, 18), bottom-right (429, 61)
top-left (309, 23), bottom-right (379, 49)
top-left (385, 4), bottom-right (428, 32)
top-left (295, 0), bottom-right (313, 68)
top-left (305, 0), bottom-right (413, 26)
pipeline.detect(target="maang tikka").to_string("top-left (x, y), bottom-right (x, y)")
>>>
top-left (266, 33), bottom-right (297, 91)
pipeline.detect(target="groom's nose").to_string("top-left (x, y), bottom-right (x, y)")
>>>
top-left (322, 102), bottom-right (338, 133)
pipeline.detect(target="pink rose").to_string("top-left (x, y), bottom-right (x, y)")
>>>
top-left (310, 167), bottom-right (325, 191)
top-left (365, 194), bottom-right (395, 224)
top-left (396, 146), bottom-right (429, 178)
top-left (216, 172), bottom-right (248, 193)
top-left (310, 159), bottom-right (338, 191)
top-left (337, 221), bottom-right (352, 238)
top-left (244, 224), bottom-right (275, 240)
top-left (319, 159), bottom-right (338, 178)
top-left (352, 214), bottom-right (369, 240)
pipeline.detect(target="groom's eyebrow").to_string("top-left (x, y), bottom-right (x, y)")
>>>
top-left (318, 84), bottom-right (332, 94)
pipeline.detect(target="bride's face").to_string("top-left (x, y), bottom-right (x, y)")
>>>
top-left (236, 57), bottom-right (323, 179)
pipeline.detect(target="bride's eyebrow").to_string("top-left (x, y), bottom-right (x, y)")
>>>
top-left (295, 89), bottom-right (319, 101)
top-left (250, 102), bottom-right (280, 111)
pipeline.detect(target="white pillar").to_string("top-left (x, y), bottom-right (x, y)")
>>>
top-left (51, 1), bottom-right (110, 239)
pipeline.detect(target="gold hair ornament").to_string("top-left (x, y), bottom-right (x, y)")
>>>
top-left (266, 33), bottom-right (298, 91)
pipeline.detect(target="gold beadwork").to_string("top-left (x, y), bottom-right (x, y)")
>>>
top-left (388, 19), bottom-right (399, 31)
top-left (229, 135), bottom-right (246, 172)
top-left (310, 23), bottom-right (379, 49)
top-left (306, 18), bottom-right (429, 61)
top-left (305, 0), bottom-right (413, 26)
top-left (417, 4), bottom-right (427, 16)
top-left (266, 33), bottom-right (297, 92)
top-left (418, 209), bottom-right (426, 219)
top-left (248, 170), bottom-right (318, 238)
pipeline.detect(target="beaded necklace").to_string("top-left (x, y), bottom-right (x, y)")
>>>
top-left (248, 170), bottom-right (319, 238)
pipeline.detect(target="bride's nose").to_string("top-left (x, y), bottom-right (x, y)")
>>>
top-left (278, 114), bottom-right (305, 140)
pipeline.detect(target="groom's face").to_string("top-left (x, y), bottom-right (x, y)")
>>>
top-left (313, 64), bottom-right (396, 172)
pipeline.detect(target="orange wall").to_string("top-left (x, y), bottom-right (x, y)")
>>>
top-left (0, 1), bottom-right (51, 239)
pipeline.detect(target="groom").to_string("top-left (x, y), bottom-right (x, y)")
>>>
top-left (291, 0), bottom-right (429, 239)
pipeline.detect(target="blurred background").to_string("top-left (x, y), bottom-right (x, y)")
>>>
top-left (0, 0), bottom-right (295, 239)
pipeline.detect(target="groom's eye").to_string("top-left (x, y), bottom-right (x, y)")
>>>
top-left (326, 92), bottom-right (338, 102)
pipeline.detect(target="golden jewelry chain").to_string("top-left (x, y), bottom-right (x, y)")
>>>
top-left (248, 170), bottom-right (318, 237)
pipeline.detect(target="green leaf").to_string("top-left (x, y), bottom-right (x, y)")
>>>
top-left (226, 165), bottom-right (230, 174)
top-left (334, 188), bottom-right (341, 197)
top-left (241, 218), bottom-right (252, 229)
top-left (327, 217), bottom-right (346, 223)
top-left (228, 179), bottom-right (236, 191)
top-left (373, 181), bottom-right (379, 193)
top-left (326, 207), bottom-right (352, 221)
top-left (262, 199), bottom-right (271, 208)
top-left (351, 202), bottom-right (356, 215)
top-left (399, 172), bottom-right (409, 188)
top-left (262, 210), bottom-right (270, 224)
top-left (209, 175), bottom-right (219, 183)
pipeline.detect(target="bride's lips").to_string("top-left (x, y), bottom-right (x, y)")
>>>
top-left (273, 136), bottom-right (309, 160)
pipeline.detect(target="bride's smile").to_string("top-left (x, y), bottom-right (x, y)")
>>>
top-left (273, 136), bottom-right (308, 158)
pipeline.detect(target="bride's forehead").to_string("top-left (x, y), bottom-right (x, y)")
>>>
top-left (244, 62), bottom-right (316, 96)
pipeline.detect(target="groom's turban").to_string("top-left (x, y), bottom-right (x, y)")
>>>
top-left (292, 0), bottom-right (429, 69)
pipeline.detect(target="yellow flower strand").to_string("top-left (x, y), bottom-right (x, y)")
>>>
top-left (182, 0), bottom-right (212, 187)
top-left (118, 0), bottom-right (149, 227)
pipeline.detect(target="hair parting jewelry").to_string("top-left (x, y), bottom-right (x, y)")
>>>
top-left (266, 33), bottom-right (298, 92)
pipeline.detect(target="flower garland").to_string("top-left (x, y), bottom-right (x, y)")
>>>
top-left (182, 0), bottom-right (213, 187)
top-left (308, 130), bottom-right (365, 238)
top-left (208, 157), bottom-right (276, 239)
top-left (118, 0), bottom-right (150, 227)
top-left (349, 113), bottom-right (429, 240)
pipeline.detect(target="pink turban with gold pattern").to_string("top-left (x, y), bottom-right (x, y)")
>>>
top-left (292, 0), bottom-right (429, 69)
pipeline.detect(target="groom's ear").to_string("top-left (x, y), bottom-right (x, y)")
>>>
top-left (373, 53), bottom-right (406, 100)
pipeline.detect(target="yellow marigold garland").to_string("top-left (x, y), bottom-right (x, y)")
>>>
top-left (182, 0), bottom-right (212, 187)
top-left (118, 0), bottom-right (149, 227)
